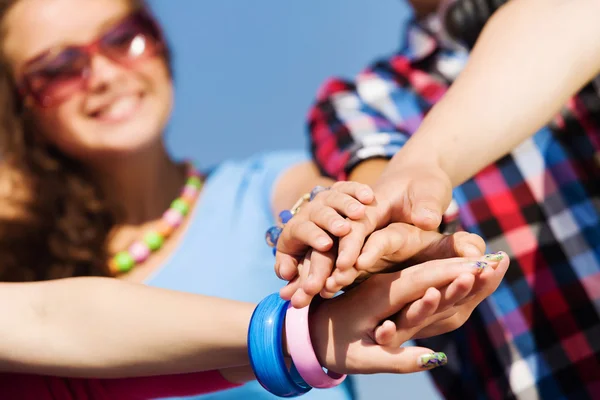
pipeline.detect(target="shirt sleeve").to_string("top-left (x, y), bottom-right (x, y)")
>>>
top-left (307, 26), bottom-right (447, 180)
top-left (241, 150), bottom-right (310, 219)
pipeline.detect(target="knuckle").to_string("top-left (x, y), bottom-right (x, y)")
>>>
top-left (315, 206), bottom-right (333, 222)
top-left (344, 197), bottom-right (359, 210)
top-left (331, 181), bottom-right (345, 190)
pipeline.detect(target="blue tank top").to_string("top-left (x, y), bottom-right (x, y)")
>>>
top-left (146, 150), bottom-right (354, 400)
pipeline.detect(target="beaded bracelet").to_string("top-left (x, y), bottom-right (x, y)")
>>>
top-left (248, 293), bottom-right (312, 397)
top-left (265, 186), bottom-right (330, 254)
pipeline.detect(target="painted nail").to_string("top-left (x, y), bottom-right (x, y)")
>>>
top-left (483, 252), bottom-right (504, 262)
top-left (470, 260), bottom-right (488, 274)
top-left (418, 352), bottom-right (448, 368)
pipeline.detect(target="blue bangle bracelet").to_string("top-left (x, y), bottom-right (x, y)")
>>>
top-left (248, 293), bottom-right (312, 397)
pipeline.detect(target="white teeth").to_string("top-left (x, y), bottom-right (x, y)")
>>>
top-left (97, 96), bottom-right (138, 120)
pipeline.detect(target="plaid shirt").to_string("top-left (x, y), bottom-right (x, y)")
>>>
top-left (307, 17), bottom-right (600, 400)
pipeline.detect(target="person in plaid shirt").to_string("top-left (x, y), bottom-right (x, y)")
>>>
top-left (301, 0), bottom-right (600, 398)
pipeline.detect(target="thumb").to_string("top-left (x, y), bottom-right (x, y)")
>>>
top-left (347, 345), bottom-right (448, 374)
top-left (408, 174), bottom-right (452, 231)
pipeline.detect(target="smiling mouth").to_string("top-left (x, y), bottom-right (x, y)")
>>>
top-left (90, 93), bottom-right (143, 123)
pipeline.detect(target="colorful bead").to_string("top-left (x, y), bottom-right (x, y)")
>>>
top-left (143, 231), bottom-right (164, 251)
top-left (171, 198), bottom-right (190, 216)
top-left (163, 208), bottom-right (184, 227)
top-left (187, 176), bottom-right (202, 189)
top-left (129, 241), bottom-right (151, 263)
top-left (181, 193), bottom-right (196, 204)
top-left (114, 251), bottom-right (135, 273)
top-left (279, 210), bottom-right (293, 224)
top-left (156, 220), bottom-right (175, 238)
top-left (182, 184), bottom-right (198, 198)
top-left (265, 226), bottom-right (282, 248)
top-left (108, 258), bottom-right (120, 275)
top-left (109, 162), bottom-right (203, 276)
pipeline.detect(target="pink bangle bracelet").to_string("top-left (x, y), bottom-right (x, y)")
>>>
top-left (285, 303), bottom-right (347, 389)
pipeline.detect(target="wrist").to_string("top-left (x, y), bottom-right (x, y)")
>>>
top-left (288, 300), bottom-right (346, 388)
top-left (306, 300), bottom-right (330, 368)
top-left (347, 158), bottom-right (389, 185)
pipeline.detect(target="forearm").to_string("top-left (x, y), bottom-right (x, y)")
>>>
top-left (395, 0), bottom-right (600, 186)
top-left (348, 158), bottom-right (389, 185)
top-left (0, 278), bottom-right (255, 378)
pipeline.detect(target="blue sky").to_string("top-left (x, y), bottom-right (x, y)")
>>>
top-left (148, 1), bottom-right (441, 398)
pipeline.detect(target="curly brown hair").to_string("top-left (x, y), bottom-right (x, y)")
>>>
top-left (0, 0), bottom-right (169, 281)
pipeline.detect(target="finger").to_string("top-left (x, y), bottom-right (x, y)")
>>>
top-left (414, 231), bottom-right (485, 263)
top-left (357, 222), bottom-right (451, 272)
top-left (290, 252), bottom-right (315, 308)
top-left (375, 288), bottom-right (444, 347)
top-left (352, 257), bottom-right (490, 321)
top-left (413, 254), bottom-right (510, 339)
top-left (453, 232), bottom-right (486, 257)
top-left (355, 224), bottom-right (409, 272)
top-left (408, 176), bottom-right (452, 231)
top-left (323, 275), bottom-right (345, 296)
top-left (436, 273), bottom-right (475, 310)
top-left (381, 275), bottom-right (473, 346)
top-left (458, 252), bottom-right (508, 300)
top-left (331, 266), bottom-right (359, 288)
top-left (321, 189), bottom-right (366, 220)
top-left (336, 222), bottom-right (371, 270)
top-left (412, 312), bottom-right (465, 340)
top-left (290, 288), bottom-right (313, 309)
top-left (278, 220), bottom-right (333, 255)
top-left (308, 207), bottom-right (351, 237)
top-left (372, 295), bottom-right (442, 348)
top-left (373, 320), bottom-right (397, 346)
top-left (303, 250), bottom-right (335, 296)
top-left (356, 225), bottom-right (486, 272)
top-left (346, 345), bottom-right (447, 374)
top-left (274, 252), bottom-right (299, 281)
top-left (331, 181), bottom-right (375, 205)
top-left (279, 276), bottom-right (301, 300)
top-left (319, 288), bottom-right (337, 299)
top-left (403, 287), bottom-right (441, 327)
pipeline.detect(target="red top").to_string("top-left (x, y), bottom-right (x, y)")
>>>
top-left (0, 369), bottom-right (242, 399)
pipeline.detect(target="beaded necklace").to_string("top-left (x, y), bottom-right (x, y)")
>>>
top-left (108, 163), bottom-right (203, 276)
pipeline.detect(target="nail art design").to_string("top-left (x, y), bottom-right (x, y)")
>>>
top-left (472, 260), bottom-right (488, 272)
top-left (419, 352), bottom-right (448, 368)
top-left (483, 252), bottom-right (504, 262)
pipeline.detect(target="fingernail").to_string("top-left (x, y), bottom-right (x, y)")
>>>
top-left (317, 237), bottom-right (330, 247)
top-left (483, 252), bottom-right (504, 262)
top-left (418, 352), bottom-right (448, 368)
top-left (333, 220), bottom-right (346, 230)
top-left (417, 208), bottom-right (440, 223)
top-left (349, 203), bottom-right (361, 213)
top-left (360, 189), bottom-right (372, 198)
top-left (469, 261), bottom-right (488, 274)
